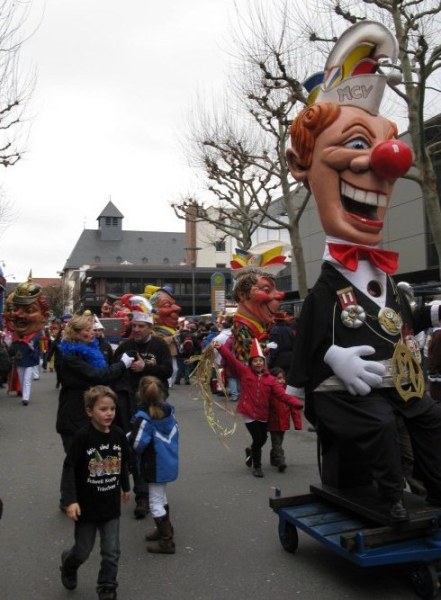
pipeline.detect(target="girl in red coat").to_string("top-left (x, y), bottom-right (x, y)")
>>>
top-left (268, 367), bottom-right (303, 472)
top-left (213, 338), bottom-right (302, 478)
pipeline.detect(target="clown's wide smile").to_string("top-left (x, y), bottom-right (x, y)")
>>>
top-left (341, 180), bottom-right (387, 227)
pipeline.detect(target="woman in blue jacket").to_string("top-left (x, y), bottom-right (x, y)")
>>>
top-left (129, 376), bottom-right (179, 554)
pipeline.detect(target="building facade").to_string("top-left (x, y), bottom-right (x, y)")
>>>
top-left (61, 201), bottom-right (233, 316)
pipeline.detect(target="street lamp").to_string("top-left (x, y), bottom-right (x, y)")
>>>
top-left (184, 247), bottom-right (201, 315)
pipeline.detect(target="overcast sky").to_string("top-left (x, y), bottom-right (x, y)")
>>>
top-left (0, 0), bottom-right (237, 282)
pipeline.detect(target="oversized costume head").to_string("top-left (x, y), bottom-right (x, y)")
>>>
top-left (144, 284), bottom-right (182, 332)
top-left (231, 242), bottom-right (288, 328)
top-left (286, 21), bottom-right (413, 248)
top-left (5, 273), bottom-right (50, 337)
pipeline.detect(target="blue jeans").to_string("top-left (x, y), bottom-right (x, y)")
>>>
top-left (63, 518), bottom-right (120, 591)
top-left (176, 357), bottom-right (192, 383)
top-left (227, 376), bottom-right (240, 401)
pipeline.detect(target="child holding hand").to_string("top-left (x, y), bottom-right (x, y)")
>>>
top-left (268, 367), bottom-right (303, 472)
top-left (213, 338), bottom-right (302, 478)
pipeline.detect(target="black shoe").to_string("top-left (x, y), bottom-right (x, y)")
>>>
top-left (185, 380), bottom-right (190, 385)
top-left (245, 447), bottom-right (252, 468)
top-left (22, 400), bottom-right (29, 406)
top-left (252, 467), bottom-right (264, 478)
top-left (60, 551), bottom-right (77, 590)
top-left (134, 498), bottom-right (149, 519)
top-left (278, 463), bottom-right (287, 473)
top-left (389, 500), bottom-right (409, 522)
top-left (174, 381), bottom-right (180, 385)
top-left (97, 586), bottom-right (117, 600)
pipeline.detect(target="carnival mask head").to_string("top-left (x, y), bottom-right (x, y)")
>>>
top-left (286, 21), bottom-right (413, 247)
top-left (9, 275), bottom-right (50, 337)
top-left (231, 242), bottom-right (287, 327)
top-left (144, 285), bottom-right (182, 330)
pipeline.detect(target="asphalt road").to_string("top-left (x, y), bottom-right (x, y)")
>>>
top-left (0, 370), bottom-right (423, 599)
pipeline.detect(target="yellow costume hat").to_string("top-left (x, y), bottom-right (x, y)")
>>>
top-left (304, 21), bottom-right (401, 115)
top-left (230, 241), bottom-right (289, 279)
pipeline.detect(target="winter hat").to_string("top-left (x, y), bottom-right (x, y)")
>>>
top-left (249, 338), bottom-right (265, 361)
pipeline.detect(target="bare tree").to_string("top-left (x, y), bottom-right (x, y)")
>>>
top-left (0, 0), bottom-right (34, 168)
top-left (225, 0), bottom-right (312, 296)
top-left (173, 114), bottom-right (283, 250)
top-left (0, 1), bottom-right (35, 236)
top-left (306, 0), bottom-right (441, 271)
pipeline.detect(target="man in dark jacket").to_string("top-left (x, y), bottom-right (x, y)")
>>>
top-left (113, 311), bottom-right (172, 518)
top-left (268, 313), bottom-right (296, 373)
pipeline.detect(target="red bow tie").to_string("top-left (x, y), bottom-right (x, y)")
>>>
top-left (328, 243), bottom-right (399, 274)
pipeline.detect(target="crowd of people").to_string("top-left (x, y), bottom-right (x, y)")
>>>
top-left (0, 277), bottom-right (307, 600)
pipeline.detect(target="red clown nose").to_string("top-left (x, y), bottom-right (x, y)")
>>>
top-left (370, 140), bottom-right (413, 180)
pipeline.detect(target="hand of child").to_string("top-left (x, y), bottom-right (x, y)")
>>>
top-left (212, 341), bottom-right (221, 349)
top-left (122, 491), bottom-right (130, 504)
top-left (66, 503), bottom-right (81, 521)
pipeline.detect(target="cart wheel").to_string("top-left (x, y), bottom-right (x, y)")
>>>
top-left (278, 519), bottom-right (298, 553)
top-left (410, 563), bottom-right (440, 599)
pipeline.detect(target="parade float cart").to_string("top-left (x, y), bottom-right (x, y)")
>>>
top-left (270, 485), bottom-right (441, 599)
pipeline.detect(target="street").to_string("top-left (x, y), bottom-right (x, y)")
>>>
top-left (0, 370), bottom-right (419, 599)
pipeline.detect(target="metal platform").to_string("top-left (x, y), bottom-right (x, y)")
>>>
top-left (270, 485), bottom-right (441, 598)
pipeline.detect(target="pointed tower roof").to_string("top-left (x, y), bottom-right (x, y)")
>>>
top-left (97, 201), bottom-right (124, 220)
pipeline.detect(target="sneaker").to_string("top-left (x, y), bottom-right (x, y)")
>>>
top-left (60, 551), bottom-right (77, 590)
top-left (134, 498), bottom-right (149, 519)
top-left (245, 447), bottom-right (252, 468)
top-left (97, 587), bottom-right (117, 600)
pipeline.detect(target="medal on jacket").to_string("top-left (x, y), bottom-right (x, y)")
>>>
top-left (378, 307), bottom-right (402, 335)
top-left (391, 329), bottom-right (424, 402)
top-left (337, 286), bottom-right (366, 329)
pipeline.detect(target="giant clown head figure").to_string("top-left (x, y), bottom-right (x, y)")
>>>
top-left (5, 275), bottom-right (50, 338)
top-left (144, 285), bottom-right (182, 333)
top-left (231, 242), bottom-right (288, 329)
top-left (286, 21), bottom-right (413, 248)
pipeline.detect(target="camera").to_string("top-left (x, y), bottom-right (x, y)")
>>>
top-left (145, 353), bottom-right (156, 361)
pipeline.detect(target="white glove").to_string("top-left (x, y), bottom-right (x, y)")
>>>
top-left (324, 344), bottom-right (386, 396)
top-left (286, 384), bottom-right (305, 400)
top-left (120, 353), bottom-right (134, 368)
top-left (266, 341), bottom-right (278, 350)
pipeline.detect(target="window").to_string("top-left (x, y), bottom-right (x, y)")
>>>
top-left (105, 217), bottom-right (118, 226)
top-left (106, 279), bottom-right (124, 295)
top-left (216, 263), bottom-right (226, 268)
top-left (215, 240), bottom-right (226, 252)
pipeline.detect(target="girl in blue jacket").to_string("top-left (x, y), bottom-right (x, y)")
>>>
top-left (129, 376), bottom-right (179, 554)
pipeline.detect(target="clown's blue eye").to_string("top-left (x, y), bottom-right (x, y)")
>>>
top-left (345, 138), bottom-right (369, 150)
